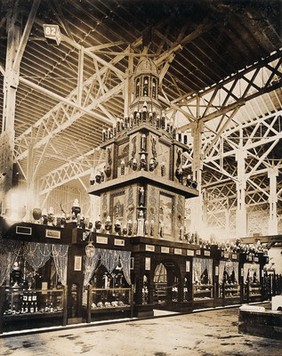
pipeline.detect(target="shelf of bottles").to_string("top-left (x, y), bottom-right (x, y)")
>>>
top-left (1, 287), bottom-right (65, 318)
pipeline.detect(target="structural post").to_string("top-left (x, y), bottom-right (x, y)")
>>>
top-left (191, 120), bottom-right (203, 184)
top-left (202, 189), bottom-right (208, 235)
top-left (235, 148), bottom-right (247, 238)
top-left (190, 121), bottom-right (205, 237)
top-left (0, 8), bottom-right (21, 213)
top-left (225, 202), bottom-right (231, 237)
top-left (90, 195), bottom-right (100, 222)
top-left (124, 46), bottom-right (133, 118)
top-left (268, 167), bottom-right (278, 235)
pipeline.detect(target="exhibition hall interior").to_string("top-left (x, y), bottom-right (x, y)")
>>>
top-left (0, 0), bottom-right (281, 343)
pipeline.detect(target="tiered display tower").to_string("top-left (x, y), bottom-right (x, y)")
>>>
top-left (88, 58), bottom-right (199, 316)
top-left (89, 57), bottom-right (197, 241)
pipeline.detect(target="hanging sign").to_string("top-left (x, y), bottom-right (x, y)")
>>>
top-left (43, 24), bottom-right (61, 45)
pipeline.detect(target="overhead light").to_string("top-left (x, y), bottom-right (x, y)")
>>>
top-left (43, 24), bottom-right (61, 45)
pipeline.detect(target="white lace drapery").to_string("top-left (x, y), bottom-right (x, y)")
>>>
top-left (218, 261), bottom-right (239, 284)
top-left (118, 250), bottom-right (131, 286)
top-left (193, 258), bottom-right (213, 284)
top-left (23, 242), bottom-right (51, 270)
top-left (83, 253), bottom-right (100, 287)
top-left (243, 262), bottom-right (260, 283)
top-left (0, 240), bottom-right (69, 286)
top-left (52, 244), bottom-right (69, 286)
top-left (21, 242), bottom-right (69, 286)
top-left (83, 248), bottom-right (131, 286)
top-left (0, 240), bottom-right (23, 286)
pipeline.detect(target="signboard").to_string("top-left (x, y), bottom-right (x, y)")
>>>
top-left (16, 225), bottom-right (32, 236)
top-left (161, 246), bottom-right (170, 254)
top-left (45, 229), bottom-right (61, 239)
top-left (96, 236), bottom-right (108, 244)
top-left (114, 239), bottom-right (125, 246)
top-left (145, 244), bottom-right (155, 252)
top-left (43, 24), bottom-right (61, 45)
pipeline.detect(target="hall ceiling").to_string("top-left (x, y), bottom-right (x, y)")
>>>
top-left (0, 0), bottom-right (281, 205)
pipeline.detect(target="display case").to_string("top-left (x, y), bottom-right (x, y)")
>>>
top-left (153, 282), bottom-right (167, 304)
top-left (193, 283), bottom-right (213, 300)
top-left (0, 287), bottom-right (67, 333)
top-left (249, 283), bottom-right (261, 297)
top-left (220, 283), bottom-right (240, 298)
top-left (85, 287), bottom-right (133, 322)
top-left (218, 260), bottom-right (240, 299)
top-left (192, 257), bottom-right (213, 300)
top-left (243, 262), bottom-right (262, 301)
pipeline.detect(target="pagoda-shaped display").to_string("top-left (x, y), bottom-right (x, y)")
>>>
top-left (88, 57), bottom-right (198, 242)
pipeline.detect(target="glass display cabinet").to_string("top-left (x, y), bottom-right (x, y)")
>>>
top-left (219, 260), bottom-right (240, 299)
top-left (85, 286), bottom-right (133, 322)
top-left (0, 287), bottom-right (67, 333)
top-left (193, 283), bottom-right (213, 299)
top-left (192, 258), bottom-right (213, 300)
top-left (243, 262), bottom-right (262, 301)
top-left (221, 284), bottom-right (240, 298)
